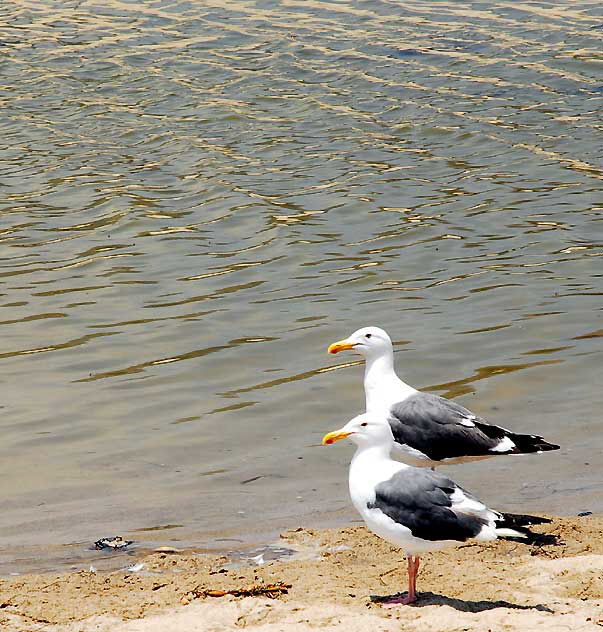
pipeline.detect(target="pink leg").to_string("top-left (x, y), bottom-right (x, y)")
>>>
top-left (409, 556), bottom-right (420, 601)
top-left (381, 556), bottom-right (420, 607)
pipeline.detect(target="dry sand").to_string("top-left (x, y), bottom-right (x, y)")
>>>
top-left (1, 515), bottom-right (602, 631)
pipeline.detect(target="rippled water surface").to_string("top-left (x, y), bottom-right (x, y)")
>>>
top-left (1, 0), bottom-right (602, 573)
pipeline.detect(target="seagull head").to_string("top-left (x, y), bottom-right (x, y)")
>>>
top-left (322, 413), bottom-right (394, 448)
top-left (327, 326), bottom-right (392, 359)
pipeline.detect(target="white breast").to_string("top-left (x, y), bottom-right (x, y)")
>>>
top-left (348, 450), bottom-right (400, 515)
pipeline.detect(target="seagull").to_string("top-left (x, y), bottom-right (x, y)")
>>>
top-left (322, 413), bottom-right (535, 605)
top-left (328, 326), bottom-right (559, 467)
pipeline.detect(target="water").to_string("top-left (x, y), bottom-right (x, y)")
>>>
top-left (0, 0), bottom-right (602, 574)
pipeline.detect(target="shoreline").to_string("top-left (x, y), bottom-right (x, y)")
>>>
top-left (0, 505), bottom-right (358, 578)
top-left (1, 514), bottom-right (603, 631)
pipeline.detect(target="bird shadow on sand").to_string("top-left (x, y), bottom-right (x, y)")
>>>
top-left (370, 592), bottom-right (554, 613)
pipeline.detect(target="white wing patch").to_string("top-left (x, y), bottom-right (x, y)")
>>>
top-left (459, 415), bottom-right (476, 427)
top-left (490, 435), bottom-right (516, 453)
top-left (449, 487), bottom-right (499, 524)
top-left (450, 487), bottom-right (486, 515)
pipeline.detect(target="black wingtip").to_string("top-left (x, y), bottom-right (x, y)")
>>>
top-left (509, 433), bottom-right (560, 454)
top-left (497, 513), bottom-right (559, 546)
top-left (501, 512), bottom-right (552, 527)
top-left (502, 531), bottom-right (559, 546)
top-left (534, 441), bottom-right (560, 452)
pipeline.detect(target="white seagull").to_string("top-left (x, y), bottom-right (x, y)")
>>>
top-left (322, 414), bottom-right (533, 605)
top-left (328, 326), bottom-right (559, 467)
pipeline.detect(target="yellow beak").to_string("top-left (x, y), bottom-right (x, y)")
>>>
top-left (327, 339), bottom-right (355, 354)
top-left (322, 430), bottom-right (352, 445)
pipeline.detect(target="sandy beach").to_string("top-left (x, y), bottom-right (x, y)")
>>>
top-left (1, 514), bottom-right (602, 631)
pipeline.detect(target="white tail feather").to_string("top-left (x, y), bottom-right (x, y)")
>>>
top-left (496, 528), bottom-right (526, 538)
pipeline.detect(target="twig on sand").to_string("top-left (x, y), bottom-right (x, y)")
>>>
top-left (191, 582), bottom-right (292, 600)
top-left (378, 567), bottom-right (399, 585)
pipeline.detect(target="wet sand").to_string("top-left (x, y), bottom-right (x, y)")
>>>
top-left (1, 515), bottom-right (602, 631)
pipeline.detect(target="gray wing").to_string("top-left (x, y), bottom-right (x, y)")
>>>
top-left (388, 392), bottom-right (558, 461)
top-left (367, 468), bottom-right (487, 542)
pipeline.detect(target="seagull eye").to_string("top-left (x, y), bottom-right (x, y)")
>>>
top-left (360, 422), bottom-right (368, 427)
top-left (365, 333), bottom-right (372, 339)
